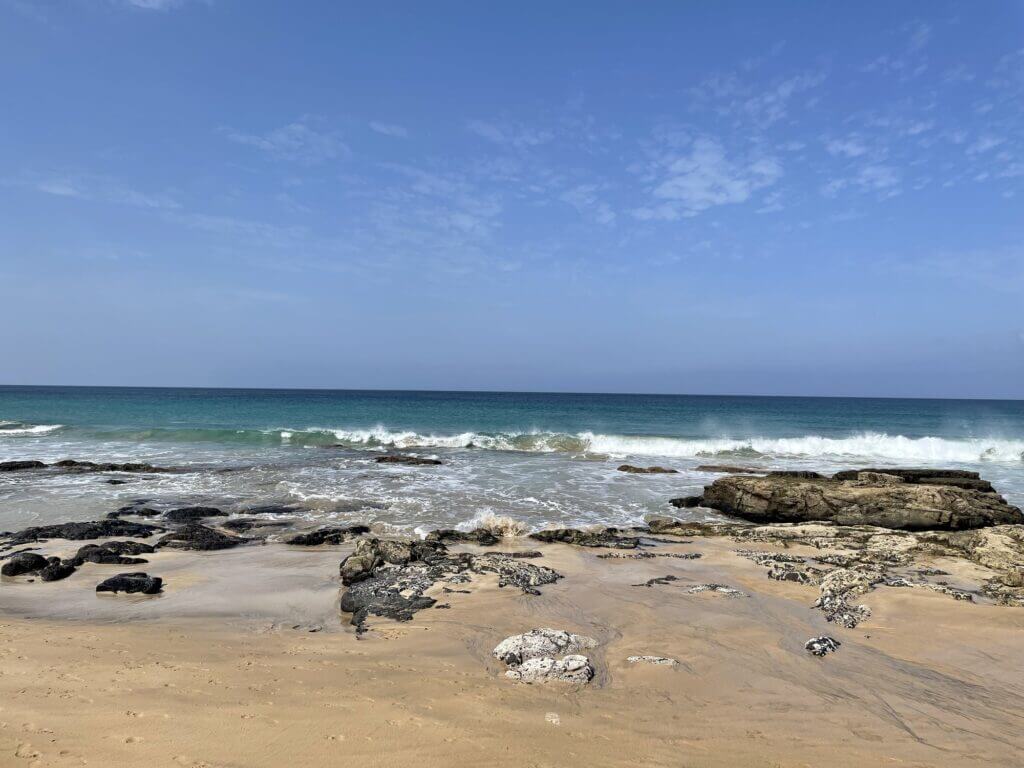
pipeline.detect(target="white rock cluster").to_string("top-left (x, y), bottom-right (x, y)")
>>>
top-left (493, 628), bottom-right (597, 684)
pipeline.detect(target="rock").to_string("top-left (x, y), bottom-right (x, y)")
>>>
top-left (425, 528), bottom-right (501, 546)
top-left (768, 470), bottom-right (826, 479)
top-left (685, 583), bottom-right (746, 596)
top-left (618, 465), bottom-right (678, 474)
top-left (156, 524), bottom-right (243, 551)
top-left (285, 525), bottom-right (371, 546)
top-left (1, 552), bottom-right (49, 576)
top-left (669, 496), bottom-right (704, 508)
top-left (505, 655), bottom-right (595, 684)
top-left (633, 575), bottom-right (679, 587)
top-left (52, 459), bottom-right (171, 473)
top-left (832, 468), bottom-right (995, 492)
top-left (805, 636), bottom-right (841, 657)
top-left (493, 629), bottom-right (597, 684)
top-left (221, 518), bottom-right (291, 533)
top-left (106, 504), bottom-right (162, 519)
top-left (0, 460), bottom-right (46, 472)
top-left (700, 472), bottom-right (1021, 530)
top-left (530, 528), bottom-right (639, 549)
top-left (73, 541), bottom-right (155, 565)
top-left (6, 519), bottom-right (163, 544)
top-left (105, 479), bottom-right (129, 485)
top-left (374, 455), bottom-right (443, 466)
top-left (493, 628), bottom-right (597, 665)
top-left (39, 558), bottom-right (76, 581)
top-left (695, 465), bottom-right (763, 474)
top-left (339, 540), bottom-right (561, 632)
top-left (243, 504), bottom-right (303, 515)
top-left (627, 655), bottom-right (679, 666)
top-left (163, 507), bottom-right (228, 524)
top-left (96, 572), bottom-right (163, 594)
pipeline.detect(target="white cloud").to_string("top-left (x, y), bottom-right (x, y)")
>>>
top-left (223, 118), bottom-right (348, 164)
top-left (825, 136), bottom-right (869, 158)
top-left (369, 121), bottom-right (409, 138)
top-left (121, 0), bottom-right (186, 9)
top-left (967, 135), bottom-right (1005, 155)
top-left (634, 137), bottom-right (782, 220)
top-left (466, 120), bottom-right (553, 149)
top-left (559, 184), bottom-right (616, 225)
top-left (13, 172), bottom-right (180, 210)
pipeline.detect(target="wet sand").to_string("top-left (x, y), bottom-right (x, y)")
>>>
top-left (2, 536), bottom-right (1024, 767)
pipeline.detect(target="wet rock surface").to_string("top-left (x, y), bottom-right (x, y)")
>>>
top-left (493, 629), bottom-right (597, 684)
top-left (163, 507), bottom-right (228, 524)
top-left (699, 470), bottom-right (1021, 530)
top-left (96, 572), bottom-right (163, 594)
top-left (374, 455), bottom-right (443, 466)
top-left (627, 655), bottom-right (679, 666)
top-left (286, 525), bottom-right (371, 546)
top-left (339, 538), bottom-right (561, 632)
top-left (4, 519), bottom-right (163, 545)
top-left (617, 464), bottom-right (678, 474)
top-left (156, 524), bottom-right (244, 551)
top-left (669, 495), bottom-right (704, 508)
top-left (2, 552), bottom-right (50, 577)
top-left (0, 460), bottom-right (46, 472)
top-left (530, 528), bottom-right (640, 549)
top-left (73, 541), bottom-right (155, 566)
top-left (425, 528), bottom-right (500, 546)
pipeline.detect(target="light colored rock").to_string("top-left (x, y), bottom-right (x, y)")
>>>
top-left (493, 628), bottom-right (596, 666)
top-left (504, 654), bottom-right (595, 684)
top-left (627, 655), bottom-right (678, 666)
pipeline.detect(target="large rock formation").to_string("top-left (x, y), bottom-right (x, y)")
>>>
top-left (698, 470), bottom-right (1021, 531)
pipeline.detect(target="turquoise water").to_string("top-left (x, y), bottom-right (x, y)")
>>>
top-left (2, 386), bottom-right (1023, 531)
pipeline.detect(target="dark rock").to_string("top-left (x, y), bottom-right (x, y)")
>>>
top-left (700, 472), bottom-right (1021, 531)
top-left (670, 495), bottom-right (704, 509)
top-left (96, 572), bottom-right (163, 594)
top-left (243, 504), bottom-right (303, 515)
top-left (831, 468), bottom-right (994, 493)
top-left (425, 528), bottom-right (500, 546)
top-left (529, 528), bottom-right (639, 549)
top-left (73, 541), bottom-right (155, 565)
top-left (287, 524), bottom-right (371, 546)
top-left (374, 454), bottom-right (443, 466)
top-left (768, 470), bottom-right (826, 479)
top-left (482, 550), bottom-right (543, 559)
top-left (6, 519), bottom-right (163, 544)
top-left (221, 518), bottom-right (292, 533)
top-left (1, 552), bottom-right (49, 576)
top-left (695, 465), bottom-right (763, 474)
top-left (107, 504), bottom-right (162, 519)
top-left (0, 460), bottom-right (46, 472)
top-left (338, 538), bottom-right (561, 632)
top-left (618, 465), bottom-right (678, 474)
top-left (633, 575), bottom-right (679, 587)
top-left (163, 506), bottom-right (228, 524)
top-left (52, 459), bottom-right (171, 473)
top-left (156, 524), bottom-right (243, 551)
top-left (105, 479), bottom-right (129, 485)
top-left (39, 558), bottom-right (77, 582)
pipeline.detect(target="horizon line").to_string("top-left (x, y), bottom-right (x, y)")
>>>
top-left (0, 382), bottom-right (1021, 404)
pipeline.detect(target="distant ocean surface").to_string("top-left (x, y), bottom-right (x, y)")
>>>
top-left (2, 386), bottom-right (1023, 532)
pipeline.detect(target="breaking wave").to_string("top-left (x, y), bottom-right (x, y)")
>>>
top-left (0, 420), bottom-right (64, 437)
top-left (44, 424), bottom-right (1024, 463)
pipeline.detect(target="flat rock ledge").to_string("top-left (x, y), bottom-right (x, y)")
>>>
top-left (494, 629), bottom-right (597, 684)
top-left (693, 468), bottom-right (1021, 531)
top-left (339, 538), bottom-right (561, 633)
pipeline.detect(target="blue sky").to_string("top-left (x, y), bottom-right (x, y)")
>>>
top-left (1, 1), bottom-right (1022, 398)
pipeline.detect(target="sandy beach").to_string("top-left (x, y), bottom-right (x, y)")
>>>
top-left (3, 530), bottom-right (1023, 768)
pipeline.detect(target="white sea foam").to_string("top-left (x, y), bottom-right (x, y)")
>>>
top-left (291, 426), bottom-right (1024, 463)
top-left (0, 423), bottom-right (64, 436)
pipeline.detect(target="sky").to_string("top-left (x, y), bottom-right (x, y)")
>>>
top-left (1, 1), bottom-right (1023, 398)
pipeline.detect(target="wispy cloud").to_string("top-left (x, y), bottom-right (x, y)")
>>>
top-left (9, 172), bottom-right (180, 210)
top-left (825, 135), bottom-right (870, 158)
top-left (222, 117), bottom-right (348, 164)
top-left (467, 119), bottom-right (553, 150)
top-left (369, 121), bottom-right (409, 138)
top-left (559, 184), bottom-right (616, 225)
top-left (634, 137), bottom-right (782, 220)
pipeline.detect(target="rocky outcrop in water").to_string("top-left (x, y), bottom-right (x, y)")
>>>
top-left (72, 541), bottom-right (155, 565)
top-left (375, 455), bottom-right (443, 466)
top-left (698, 470), bottom-right (1021, 531)
top-left (493, 629), bottom-right (597, 684)
top-left (530, 528), bottom-right (640, 549)
top-left (287, 525), bottom-right (371, 546)
top-left (0, 460), bottom-right (46, 472)
top-left (669, 495), bottom-right (704, 508)
top-left (4, 519), bottom-right (163, 545)
top-left (424, 528), bottom-right (500, 546)
top-left (96, 572), bottom-right (163, 594)
top-left (1, 552), bottom-right (77, 581)
top-left (618, 465), bottom-right (678, 474)
top-left (338, 538), bottom-right (561, 632)
top-left (163, 507), bottom-right (228, 524)
top-left (156, 523), bottom-right (243, 551)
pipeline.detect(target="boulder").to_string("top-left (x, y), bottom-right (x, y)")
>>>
top-left (0, 460), bottom-right (46, 472)
top-left (493, 629), bottom-right (597, 684)
top-left (155, 524), bottom-right (243, 551)
top-left (669, 495), bottom-right (704, 509)
top-left (96, 572), bottom-right (163, 594)
top-left (700, 472), bottom-right (1021, 531)
top-left (1, 552), bottom-right (49, 576)
top-left (618, 465), bottom-right (678, 474)
top-left (530, 528), bottom-right (639, 549)
top-left (39, 558), bottom-right (76, 582)
top-left (163, 506), bottom-right (228, 524)
top-left (425, 528), bottom-right (500, 546)
top-left (73, 541), bottom-right (155, 565)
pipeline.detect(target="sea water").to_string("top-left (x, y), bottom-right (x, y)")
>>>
top-left (2, 386), bottom-right (1022, 532)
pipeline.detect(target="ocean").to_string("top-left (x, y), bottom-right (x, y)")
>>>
top-left (2, 385), bottom-right (1023, 533)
